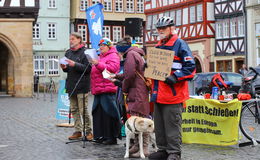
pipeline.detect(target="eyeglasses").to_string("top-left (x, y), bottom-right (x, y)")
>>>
top-left (156, 26), bottom-right (169, 30)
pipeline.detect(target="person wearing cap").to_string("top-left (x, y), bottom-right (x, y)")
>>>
top-left (148, 17), bottom-right (196, 160)
top-left (113, 36), bottom-right (150, 158)
top-left (90, 38), bottom-right (121, 145)
top-left (60, 32), bottom-right (93, 141)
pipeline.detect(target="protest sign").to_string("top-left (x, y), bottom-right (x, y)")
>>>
top-left (182, 99), bottom-right (242, 146)
top-left (144, 47), bottom-right (174, 81)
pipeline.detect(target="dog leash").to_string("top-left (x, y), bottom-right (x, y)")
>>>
top-left (123, 93), bottom-right (131, 119)
top-left (123, 93), bottom-right (128, 111)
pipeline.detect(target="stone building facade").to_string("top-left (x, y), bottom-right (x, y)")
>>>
top-left (0, 0), bottom-right (39, 97)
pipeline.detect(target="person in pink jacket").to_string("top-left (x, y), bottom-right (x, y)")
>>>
top-left (90, 38), bottom-right (121, 145)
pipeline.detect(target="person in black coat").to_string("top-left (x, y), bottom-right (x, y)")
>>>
top-left (60, 32), bottom-right (92, 140)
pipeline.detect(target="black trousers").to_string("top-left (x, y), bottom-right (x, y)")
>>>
top-left (92, 104), bottom-right (120, 140)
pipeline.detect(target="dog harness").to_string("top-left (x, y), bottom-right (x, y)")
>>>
top-left (126, 117), bottom-right (138, 133)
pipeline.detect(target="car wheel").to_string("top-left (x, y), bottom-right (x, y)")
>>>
top-left (255, 89), bottom-right (260, 99)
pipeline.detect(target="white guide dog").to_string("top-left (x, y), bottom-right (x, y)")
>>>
top-left (124, 116), bottom-right (156, 159)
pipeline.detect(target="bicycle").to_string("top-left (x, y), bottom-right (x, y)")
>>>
top-left (46, 77), bottom-right (57, 94)
top-left (239, 99), bottom-right (260, 146)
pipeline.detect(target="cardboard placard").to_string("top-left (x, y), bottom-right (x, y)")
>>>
top-left (144, 47), bottom-right (174, 81)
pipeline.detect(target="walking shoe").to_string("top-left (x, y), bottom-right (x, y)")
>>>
top-left (148, 150), bottom-right (168, 160)
top-left (167, 153), bottom-right (181, 160)
top-left (68, 131), bottom-right (82, 140)
top-left (102, 138), bottom-right (117, 145)
top-left (92, 137), bottom-right (104, 144)
top-left (85, 132), bottom-right (93, 141)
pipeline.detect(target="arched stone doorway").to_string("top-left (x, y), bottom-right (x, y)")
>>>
top-left (0, 21), bottom-right (34, 97)
top-left (0, 41), bottom-right (15, 95)
top-left (0, 42), bottom-right (8, 94)
top-left (195, 58), bottom-right (202, 73)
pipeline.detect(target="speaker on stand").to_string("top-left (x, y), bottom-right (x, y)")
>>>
top-left (125, 18), bottom-right (143, 40)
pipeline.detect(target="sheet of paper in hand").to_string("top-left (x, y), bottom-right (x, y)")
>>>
top-left (102, 69), bottom-right (115, 80)
top-left (84, 49), bottom-right (98, 61)
top-left (144, 48), bottom-right (174, 81)
top-left (59, 57), bottom-right (69, 65)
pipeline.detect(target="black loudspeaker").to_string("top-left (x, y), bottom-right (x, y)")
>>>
top-left (125, 18), bottom-right (143, 37)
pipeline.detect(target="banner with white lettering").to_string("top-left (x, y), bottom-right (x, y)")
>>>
top-left (182, 99), bottom-right (242, 146)
top-left (55, 80), bottom-right (73, 120)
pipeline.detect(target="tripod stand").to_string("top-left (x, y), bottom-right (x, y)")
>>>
top-left (65, 62), bottom-right (91, 148)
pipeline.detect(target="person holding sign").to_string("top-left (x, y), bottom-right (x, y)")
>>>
top-left (60, 32), bottom-right (93, 141)
top-left (148, 17), bottom-right (196, 160)
top-left (113, 36), bottom-right (150, 158)
top-left (90, 38), bottom-right (121, 145)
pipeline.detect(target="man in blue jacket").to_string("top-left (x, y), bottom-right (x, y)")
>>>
top-left (148, 17), bottom-right (196, 160)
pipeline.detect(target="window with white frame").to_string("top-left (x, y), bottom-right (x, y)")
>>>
top-left (104, 0), bottom-right (112, 11)
top-left (137, 0), bottom-right (144, 13)
top-left (92, 0), bottom-right (100, 5)
top-left (34, 55), bottom-right (45, 76)
top-left (103, 26), bottom-right (111, 40)
top-left (113, 26), bottom-right (122, 43)
top-left (115, 0), bottom-right (123, 12)
top-left (197, 4), bottom-right (203, 22)
top-left (223, 21), bottom-right (229, 38)
top-left (164, 11), bottom-right (170, 17)
top-left (48, 23), bottom-right (56, 39)
top-left (48, 56), bottom-right (59, 75)
top-left (170, 11), bottom-right (175, 24)
top-left (126, 0), bottom-right (134, 13)
top-left (78, 25), bottom-right (87, 42)
top-left (258, 38), bottom-right (260, 65)
top-left (216, 22), bottom-right (223, 39)
top-left (33, 23), bottom-right (40, 39)
top-left (258, 0), bottom-right (260, 4)
top-left (152, 14), bottom-right (158, 29)
top-left (80, 0), bottom-right (88, 11)
top-left (190, 6), bottom-right (195, 23)
top-left (230, 19), bottom-right (237, 37)
top-left (146, 15), bottom-right (152, 30)
top-left (176, 10), bottom-right (182, 26)
top-left (48, 0), bottom-right (56, 8)
top-left (238, 18), bottom-right (245, 36)
top-left (135, 37), bottom-right (143, 43)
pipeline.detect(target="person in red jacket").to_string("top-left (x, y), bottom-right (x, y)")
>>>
top-left (148, 17), bottom-right (196, 160)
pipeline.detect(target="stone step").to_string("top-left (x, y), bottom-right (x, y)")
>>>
top-left (0, 92), bottom-right (12, 97)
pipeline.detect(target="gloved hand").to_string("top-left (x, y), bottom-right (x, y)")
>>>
top-left (113, 79), bottom-right (122, 87)
top-left (164, 74), bottom-right (178, 85)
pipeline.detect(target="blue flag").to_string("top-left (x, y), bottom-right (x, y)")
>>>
top-left (86, 3), bottom-right (104, 50)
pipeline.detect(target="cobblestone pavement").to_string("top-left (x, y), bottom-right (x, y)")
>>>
top-left (0, 95), bottom-right (260, 160)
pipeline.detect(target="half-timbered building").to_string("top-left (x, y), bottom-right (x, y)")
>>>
top-left (0, 0), bottom-right (39, 97)
top-left (70, 0), bottom-right (146, 47)
top-left (145, 0), bottom-right (216, 72)
top-left (214, 0), bottom-right (246, 72)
